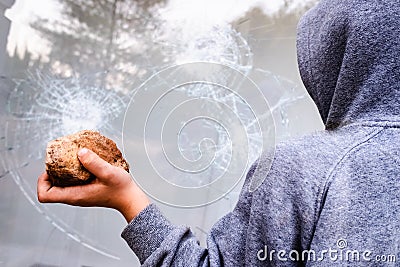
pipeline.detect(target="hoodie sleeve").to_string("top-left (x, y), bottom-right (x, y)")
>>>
top-left (120, 139), bottom-right (326, 266)
top-left (121, 165), bottom-right (257, 267)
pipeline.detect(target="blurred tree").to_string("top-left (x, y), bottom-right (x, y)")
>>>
top-left (30, 0), bottom-right (167, 93)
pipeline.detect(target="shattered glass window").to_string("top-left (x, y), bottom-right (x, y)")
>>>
top-left (0, 0), bottom-right (322, 266)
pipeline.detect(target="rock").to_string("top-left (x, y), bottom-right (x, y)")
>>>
top-left (45, 130), bottom-right (129, 187)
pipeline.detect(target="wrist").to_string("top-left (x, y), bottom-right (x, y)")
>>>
top-left (116, 182), bottom-right (150, 222)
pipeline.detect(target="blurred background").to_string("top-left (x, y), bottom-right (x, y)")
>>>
top-left (0, 0), bottom-right (322, 266)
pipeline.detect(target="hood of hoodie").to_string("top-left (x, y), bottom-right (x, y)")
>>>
top-left (296, 0), bottom-right (400, 129)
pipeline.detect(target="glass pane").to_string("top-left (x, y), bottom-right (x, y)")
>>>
top-left (0, 0), bottom-right (322, 266)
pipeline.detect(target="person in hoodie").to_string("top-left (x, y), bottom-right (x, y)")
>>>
top-left (37, 0), bottom-right (400, 266)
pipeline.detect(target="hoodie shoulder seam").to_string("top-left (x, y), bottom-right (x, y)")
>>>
top-left (310, 126), bottom-right (384, 244)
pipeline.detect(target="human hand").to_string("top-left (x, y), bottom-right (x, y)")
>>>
top-left (37, 148), bottom-right (150, 222)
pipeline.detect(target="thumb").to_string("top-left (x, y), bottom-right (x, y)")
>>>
top-left (77, 148), bottom-right (113, 179)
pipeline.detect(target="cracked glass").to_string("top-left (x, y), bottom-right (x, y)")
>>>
top-left (0, 0), bottom-right (321, 266)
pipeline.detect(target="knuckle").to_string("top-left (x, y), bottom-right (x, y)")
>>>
top-left (81, 153), bottom-right (93, 165)
top-left (101, 165), bottom-right (115, 180)
top-left (70, 195), bottom-right (81, 206)
top-left (68, 191), bottom-right (81, 205)
top-left (37, 192), bottom-right (47, 203)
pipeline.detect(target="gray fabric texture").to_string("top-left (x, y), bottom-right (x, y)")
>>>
top-left (121, 0), bottom-right (400, 266)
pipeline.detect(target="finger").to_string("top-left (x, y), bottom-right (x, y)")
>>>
top-left (37, 171), bottom-right (95, 205)
top-left (37, 172), bottom-right (53, 203)
top-left (77, 148), bottom-right (114, 181)
top-left (40, 183), bottom-right (99, 206)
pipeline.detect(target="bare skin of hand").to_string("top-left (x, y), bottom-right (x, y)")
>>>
top-left (37, 148), bottom-right (150, 222)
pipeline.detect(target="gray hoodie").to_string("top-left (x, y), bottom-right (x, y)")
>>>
top-left (121, 0), bottom-right (400, 266)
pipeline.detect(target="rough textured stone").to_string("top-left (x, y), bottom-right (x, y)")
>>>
top-left (45, 130), bottom-right (129, 187)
